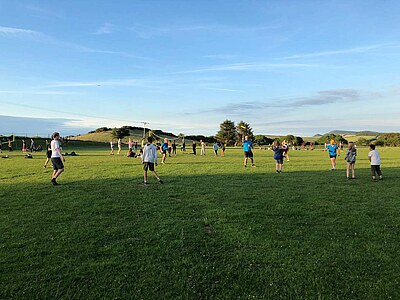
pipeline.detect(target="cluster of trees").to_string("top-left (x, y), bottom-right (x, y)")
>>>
top-left (316, 134), bottom-right (348, 145)
top-left (375, 133), bottom-right (400, 147)
top-left (215, 120), bottom-right (254, 146)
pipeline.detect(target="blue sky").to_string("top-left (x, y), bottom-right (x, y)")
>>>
top-left (1, 0), bottom-right (400, 136)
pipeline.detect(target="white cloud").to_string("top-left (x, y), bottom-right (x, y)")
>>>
top-left (93, 23), bottom-right (116, 35)
top-left (281, 43), bottom-right (396, 59)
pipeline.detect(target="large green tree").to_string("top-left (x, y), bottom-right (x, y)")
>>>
top-left (215, 120), bottom-right (237, 146)
top-left (236, 121), bottom-right (254, 141)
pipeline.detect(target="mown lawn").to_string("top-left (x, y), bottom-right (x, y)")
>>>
top-left (1, 145), bottom-right (399, 299)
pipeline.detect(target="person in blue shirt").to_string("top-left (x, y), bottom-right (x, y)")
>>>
top-left (272, 140), bottom-right (285, 173)
top-left (326, 139), bottom-right (340, 170)
top-left (243, 135), bottom-right (255, 167)
top-left (161, 138), bottom-right (169, 164)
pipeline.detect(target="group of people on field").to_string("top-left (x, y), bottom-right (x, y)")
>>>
top-left (325, 139), bottom-right (383, 180)
top-left (36, 133), bottom-right (384, 186)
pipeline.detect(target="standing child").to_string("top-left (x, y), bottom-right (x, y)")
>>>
top-left (345, 142), bottom-right (357, 179)
top-left (117, 138), bottom-right (122, 155)
top-left (213, 142), bottom-right (219, 156)
top-left (161, 138), bottom-right (168, 164)
top-left (172, 140), bottom-right (177, 156)
top-left (368, 144), bottom-right (383, 180)
top-left (50, 132), bottom-right (65, 185)
top-left (22, 140), bottom-right (27, 152)
top-left (110, 140), bottom-right (114, 155)
top-left (142, 136), bottom-right (163, 185)
top-left (272, 140), bottom-right (284, 173)
top-left (243, 135), bottom-right (255, 167)
top-left (44, 142), bottom-right (52, 168)
top-left (325, 139), bottom-right (340, 170)
top-left (200, 140), bottom-right (206, 156)
top-left (221, 142), bottom-right (226, 157)
top-left (192, 140), bottom-right (197, 155)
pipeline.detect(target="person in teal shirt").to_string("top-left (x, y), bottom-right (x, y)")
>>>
top-left (325, 139), bottom-right (340, 170)
top-left (243, 135), bottom-right (255, 168)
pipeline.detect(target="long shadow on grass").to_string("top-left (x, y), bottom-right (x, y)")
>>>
top-left (1, 169), bottom-right (400, 299)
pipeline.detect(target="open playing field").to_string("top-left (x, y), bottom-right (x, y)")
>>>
top-left (1, 144), bottom-right (400, 299)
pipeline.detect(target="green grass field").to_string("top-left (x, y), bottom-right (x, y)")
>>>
top-left (1, 144), bottom-right (399, 299)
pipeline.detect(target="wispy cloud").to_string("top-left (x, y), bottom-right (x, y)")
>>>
top-left (24, 4), bottom-right (64, 19)
top-left (189, 88), bottom-right (376, 115)
top-left (0, 26), bottom-right (43, 39)
top-left (43, 78), bottom-right (146, 89)
top-left (0, 90), bottom-right (79, 95)
top-left (206, 87), bottom-right (244, 92)
top-left (0, 25), bottom-right (137, 57)
top-left (174, 62), bottom-right (319, 74)
top-left (281, 43), bottom-right (395, 59)
top-left (93, 23), bottom-right (116, 35)
top-left (130, 24), bottom-right (279, 39)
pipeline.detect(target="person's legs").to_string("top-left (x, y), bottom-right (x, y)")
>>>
top-left (250, 157), bottom-right (255, 166)
top-left (371, 165), bottom-right (376, 179)
top-left (275, 162), bottom-right (279, 173)
top-left (143, 170), bottom-right (148, 183)
top-left (330, 157), bottom-right (336, 169)
top-left (244, 157), bottom-right (248, 167)
top-left (162, 153), bottom-right (166, 163)
top-left (376, 165), bottom-right (383, 179)
top-left (351, 163), bottom-right (356, 178)
top-left (44, 158), bottom-right (50, 167)
top-left (279, 163), bottom-right (283, 172)
top-left (346, 163), bottom-right (350, 178)
top-left (53, 168), bottom-right (64, 179)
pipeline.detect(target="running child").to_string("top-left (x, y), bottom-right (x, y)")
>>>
top-left (325, 139), bottom-right (340, 170)
top-left (142, 136), bottom-right (163, 185)
top-left (345, 142), bottom-right (357, 179)
top-left (368, 144), bottom-right (383, 180)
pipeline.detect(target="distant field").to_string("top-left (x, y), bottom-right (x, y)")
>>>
top-left (1, 145), bottom-right (399, 299)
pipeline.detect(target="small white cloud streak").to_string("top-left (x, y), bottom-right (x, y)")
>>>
top-left (0, 26), bottom-right (138, 57)
top-left (281, 43), bottom-right (396, 59)
top-left (0, 26), bottom-right (42, 38)
top-left (0, 90), bottom-right (79, 95)
top-left (93, 23), bottom-right (116, 35)
top-left (43, 79), bottom-right (142, 88)
top-left (174, 62), bottom-right (320, 74)
top-left (130, 24), bottom-right (279, 39)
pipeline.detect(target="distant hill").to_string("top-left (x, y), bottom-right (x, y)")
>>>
top-left (328, 130), bottom-right (358, 135)
top-left (327, 130), bottom-right (381, 136)
top-left (313, 134), bottom-right (322, 137)
top-left (70, 126), bottom-right (177, 143)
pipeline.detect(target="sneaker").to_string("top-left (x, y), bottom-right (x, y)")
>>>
top-left (379, 176), bottom-right (383, 180)
top-left (276, 170), bottom-right (279, 174)
top-left (346, 177), bottom-right (350, 180)
top-left (158, 179), bottom-right (164, 184)
top-left (244, 165), bottom-right (247, 168)
top-left (372, 176), bottom-right (376, 180)
top-left (51, 179), bottom-right (59, 185)
top-left (251, 164), bottom-right (256, 167)
top-left (143, 181), bottom-right (148, 186)
top-left (43, 165), bottom-right (46, 168)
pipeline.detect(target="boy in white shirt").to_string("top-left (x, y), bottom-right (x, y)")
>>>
top-left (142, 136), bottom-right (163, 185)
top-left (368, 144), bottom-right (383, 180)
top-left (50, 132), bottom-right (65, 185)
